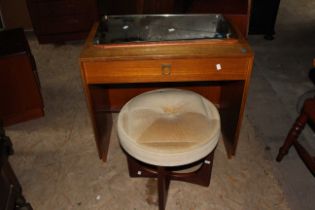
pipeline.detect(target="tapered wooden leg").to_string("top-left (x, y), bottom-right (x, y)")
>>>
top-left (157, 167), bottom-right (170, 210)
top-left (276, 113), bottom-right (308, 162)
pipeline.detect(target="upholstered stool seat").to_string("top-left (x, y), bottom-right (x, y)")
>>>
top-left (117, 88), bottom-right (221, 210)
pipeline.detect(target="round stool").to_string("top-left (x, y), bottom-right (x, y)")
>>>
top-left (117, 88), bottom-right (221, 210)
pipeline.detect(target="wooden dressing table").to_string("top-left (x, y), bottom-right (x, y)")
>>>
top-left (80, 15), bottom-right (254, 161)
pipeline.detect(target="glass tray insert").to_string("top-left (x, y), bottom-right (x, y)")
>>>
top-left (94, 14), bottom-right (235, 45)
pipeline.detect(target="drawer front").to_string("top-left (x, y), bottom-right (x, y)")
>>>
top-left (83, 58), bottom-right (249, 84)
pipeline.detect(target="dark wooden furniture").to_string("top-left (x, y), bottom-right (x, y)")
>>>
top-left (0, 0), bottom-right (33, 29)
top-left (0, 124), bottom-right (33, 210)
top-left (127, 151), bottom-right (215, 210)
top-left (101, 0), bottom-right (252, 38)
top-left (249, 0), bottom-right (281, 40)
top-left (26, 0), bottom-right (98, 43)
top-left (80, 18), bottom-right (254, 162)
top-left (0, 28), bottom-right (44, 126)
top-left (276, 98), bottom-right (315, 175)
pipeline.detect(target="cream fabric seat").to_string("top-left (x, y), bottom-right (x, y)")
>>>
top-left (117, 88), bottom-right (221, 167)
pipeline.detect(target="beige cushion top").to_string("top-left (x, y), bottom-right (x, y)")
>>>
top-left (117, 88), bottom-right (220, 166)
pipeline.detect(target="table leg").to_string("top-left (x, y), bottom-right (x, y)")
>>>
top-left (220, 81), bottom-right (245, 158)
top-left (85, 85), bottom-right (113, 161)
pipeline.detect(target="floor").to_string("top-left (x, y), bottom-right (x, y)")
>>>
top-left (247, 0), bottom-right (315, 209)
top-left (4, 0), bottom-right (315, 209)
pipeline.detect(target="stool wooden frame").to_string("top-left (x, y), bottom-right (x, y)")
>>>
top-left (276, 98), bottom-right (315, 175)
top-left (125, 149), bottom-right (215, 210)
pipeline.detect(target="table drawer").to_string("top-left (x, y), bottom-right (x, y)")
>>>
top-left (83, 57), bottom-right (249, 84)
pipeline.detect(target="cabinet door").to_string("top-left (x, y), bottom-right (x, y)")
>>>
top-left (102, 0), bottom-right (175, 14)
top-left (28, 0), bottom-right (97, 34)
top-left (0, 54), bottom-right (44, 126)
top-left (26, 0), bottom-right (98, 42)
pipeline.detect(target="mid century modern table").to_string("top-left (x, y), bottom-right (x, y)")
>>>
top-left (80, 15), bottom-right (254, 161)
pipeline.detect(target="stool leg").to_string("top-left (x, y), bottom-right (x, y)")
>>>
top-left (157, 167), bottom-right (170, 210)
top-left (170, 151), bottom-right (214, 186)
top-left (126, 155), bottom-right (157, 177)
top-left (276, 112), bottom-right (308, 162)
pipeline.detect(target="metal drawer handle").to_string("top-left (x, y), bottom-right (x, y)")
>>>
top-left (161, 64), bottom-right (171, 75)
top-left (216, 64), bottom-right (222, 71)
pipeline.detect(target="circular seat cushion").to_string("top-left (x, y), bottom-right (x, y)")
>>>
top-left (117, 88), bottom-right (221, 167)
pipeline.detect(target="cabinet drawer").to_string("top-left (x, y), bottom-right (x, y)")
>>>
top-left (83, 58), bottom-right (249, 84)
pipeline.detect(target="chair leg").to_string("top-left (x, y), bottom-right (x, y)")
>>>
top-left (276, 112), bottom-right (308, 162)
top-left (157, 167), bottom-right (170, 210)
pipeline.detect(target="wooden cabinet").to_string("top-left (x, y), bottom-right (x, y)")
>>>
top-left (0, 28), bottom-right (44, 126)
top-left (0, 0), bottom-right (33, 29)
top-left (100, 0), bottom-right (175, 15)
top-left (26, 0), bottom-right (98, 43)
top-left (101, 0), bottom-right (251, 38)
top-left (249, 0), bottom-right (281, 39)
